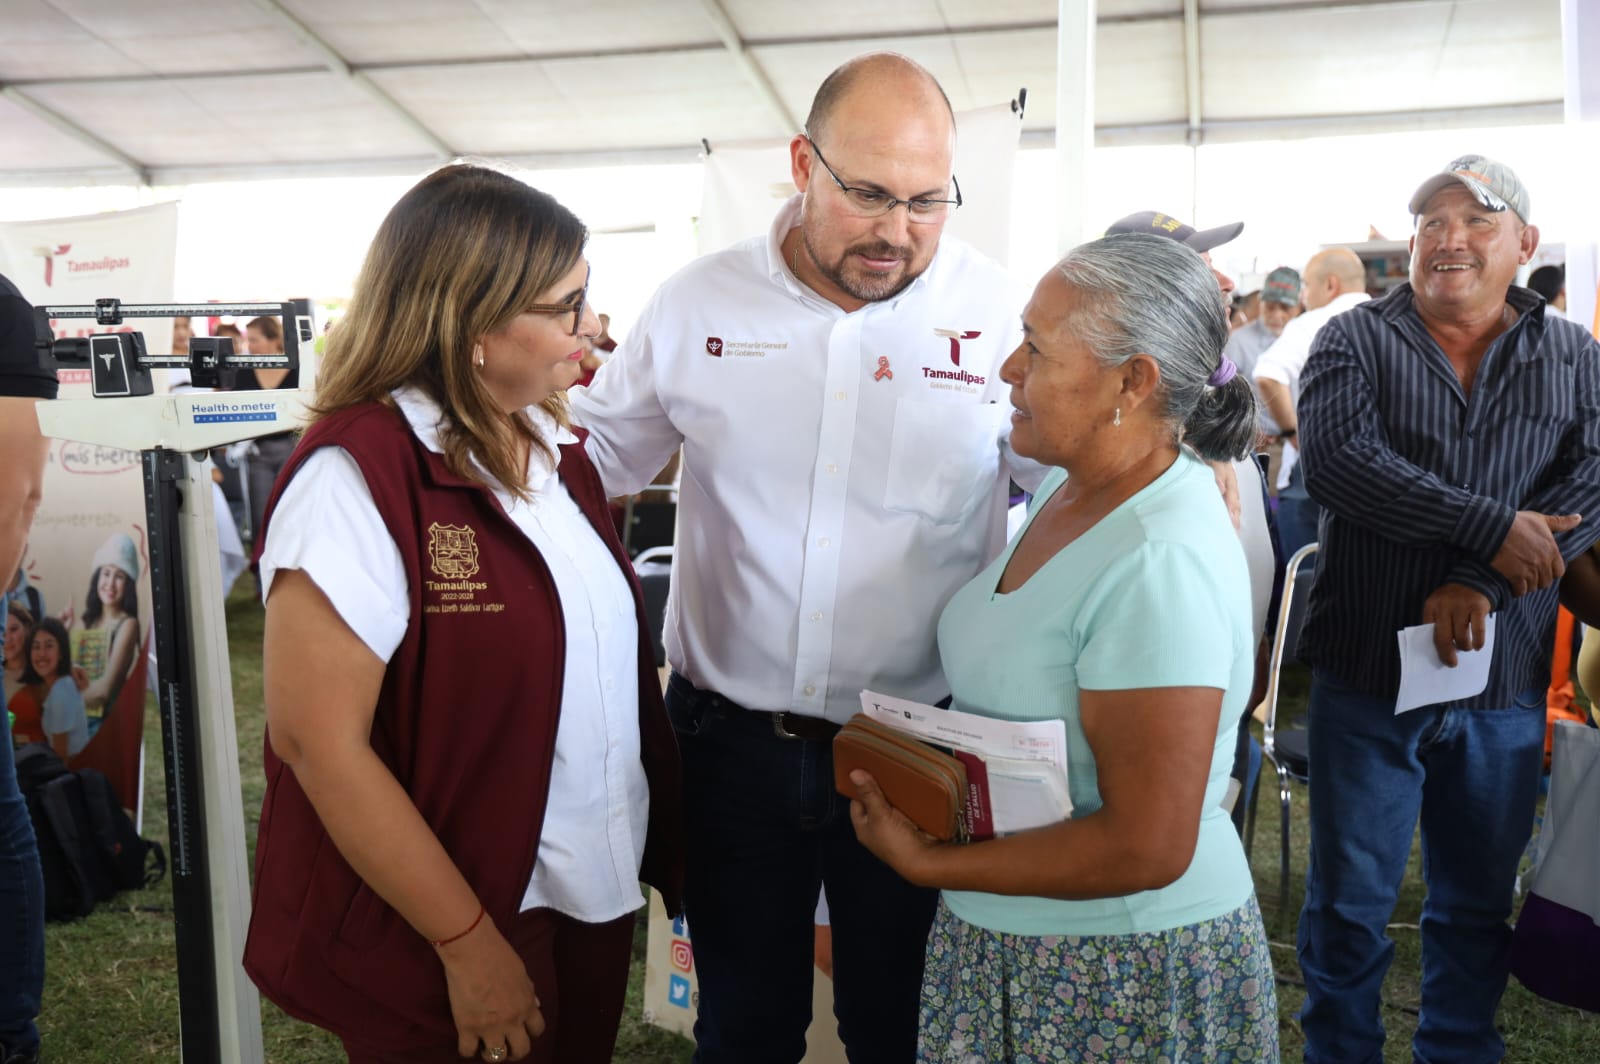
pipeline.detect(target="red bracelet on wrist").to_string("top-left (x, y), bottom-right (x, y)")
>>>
top-left (428, 904), bottom-right (485, 948)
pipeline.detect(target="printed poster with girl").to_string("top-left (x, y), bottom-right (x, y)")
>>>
top-left (0, 203), bottom-right (177, 820)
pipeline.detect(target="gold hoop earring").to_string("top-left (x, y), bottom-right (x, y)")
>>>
top-left (1113, 407), bottom-right (1121, 427)
top-left (474, 344), bottom-right (484, 369)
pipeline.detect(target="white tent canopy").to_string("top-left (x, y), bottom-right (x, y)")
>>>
top-left (0, 0), bottom-right (1564, 187)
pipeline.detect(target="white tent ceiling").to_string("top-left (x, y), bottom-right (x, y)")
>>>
top-left (0, 0), bottom-right (1565, 187)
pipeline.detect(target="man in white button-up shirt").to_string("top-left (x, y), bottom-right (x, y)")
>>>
top-left (571, 52), bottom-right (1034, 1064)
top-left (1252, 247), bottom-right (1371, 559)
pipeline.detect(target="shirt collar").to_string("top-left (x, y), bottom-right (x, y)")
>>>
top-left (765, 195), bottom-right (805, 286)
top-left (1373, 281), bottom-right (1544, 327)
top-left (391, 385), bottom-right (577, 490)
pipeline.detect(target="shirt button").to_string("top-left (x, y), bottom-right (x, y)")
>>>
top-left (803, 683), bottom-right (817, 696)
top-left (817, 537), bottom-right (830, 548)
top-left (835, 390), bottom-right (847, 401)
top-left (826, 463), bottom-right (838, 474)
top-left (810, 610), bottom-right (823, 621)
top-left (604, 678), bottom-right (616, 692)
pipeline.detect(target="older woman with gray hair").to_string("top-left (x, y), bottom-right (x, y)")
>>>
top-left (849, 233), bottom-right (1277, 1061)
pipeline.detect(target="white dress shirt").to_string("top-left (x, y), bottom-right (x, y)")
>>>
top-left (1223, 317), bottom-right (1282, 435)
top-left (1253, 291), bottom-right (1372, 489)
top-left (571, 195), bottom-right (1035, 722)
top-left (259, 388), bottom-right (650, 923)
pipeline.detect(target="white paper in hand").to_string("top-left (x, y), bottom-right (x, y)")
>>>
top-left (1394, 614), bottom-right (1496, 714)
top-left (985, 757), bottom-right (1073, 834)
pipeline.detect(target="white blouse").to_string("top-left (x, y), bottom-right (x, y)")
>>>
top-left (260, 388), bottom-right (649, 923)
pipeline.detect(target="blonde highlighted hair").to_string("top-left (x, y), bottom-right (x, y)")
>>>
top-left (311, 163), bottom-right (588, 499)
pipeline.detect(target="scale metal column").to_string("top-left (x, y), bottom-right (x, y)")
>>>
top-left (34, 300), bottom-right (312, 1063)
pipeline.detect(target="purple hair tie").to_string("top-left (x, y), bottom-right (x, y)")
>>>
top-left (1207, 356), bottom-right (1238, 388)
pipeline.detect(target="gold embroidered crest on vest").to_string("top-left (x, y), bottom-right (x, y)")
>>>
top-left (427, 523), bottom-right (480, 579)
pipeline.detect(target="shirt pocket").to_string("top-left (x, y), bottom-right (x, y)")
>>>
top-left (884, 399), bottom-right (1005, 525)
top-left (1511, 361), bottom-right (1576, 422)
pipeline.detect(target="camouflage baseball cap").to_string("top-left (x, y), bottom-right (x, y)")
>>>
top-left (1408, 154), bottom-right (1530, 223)
top-left (1260, 267), bottom-right (1302, 306)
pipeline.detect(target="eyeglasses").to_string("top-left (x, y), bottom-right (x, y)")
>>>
top-left (805, 138), bottom-right (961, 224)
top-left (525, 266), bottom-right (590, 336)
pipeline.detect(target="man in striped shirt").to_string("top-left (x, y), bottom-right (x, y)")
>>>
top-left (1294, 156), bottom-right (1600, 1063)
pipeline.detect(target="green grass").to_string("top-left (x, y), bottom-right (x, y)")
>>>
top-left (36, 589), bottom-right (1600, 1061)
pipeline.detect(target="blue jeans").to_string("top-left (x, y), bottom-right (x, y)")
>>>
top-left (1276, 464), bottom-right (1321, 561)
top-left (665, 674), bottom-right (937, 1064)
top-left (1, 687), bottom-right (45, 1056)
top-left (1296, 671), bottom-right (1545, 1064)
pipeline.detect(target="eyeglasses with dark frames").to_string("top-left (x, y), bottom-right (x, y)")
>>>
top-left (805, 137), bottom-right (961, 224)
top-left (525, 265), bottom-right (590, 336)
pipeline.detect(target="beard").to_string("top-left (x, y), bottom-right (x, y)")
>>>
top-left (800, 229), bottom-right (925, 304)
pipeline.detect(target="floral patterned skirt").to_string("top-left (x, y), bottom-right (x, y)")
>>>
top-left (918, 894), bottom-right (1279, 1063)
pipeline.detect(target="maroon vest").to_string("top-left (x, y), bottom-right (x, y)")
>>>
top-left (241, 401), bottom-right (683, 1050)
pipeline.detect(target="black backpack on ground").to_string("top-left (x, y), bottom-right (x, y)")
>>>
top-left (15, 743), bottom-right (166, 921)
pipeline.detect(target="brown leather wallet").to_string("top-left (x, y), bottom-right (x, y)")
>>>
top-left (832, 714), bottom-right (969, 842)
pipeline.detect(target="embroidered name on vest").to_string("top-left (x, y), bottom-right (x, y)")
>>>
top-left (424, 523), bottom-right (505, 615)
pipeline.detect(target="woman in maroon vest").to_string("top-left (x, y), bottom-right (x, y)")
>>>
top-left (243, 164), bottom-right (683, 1064)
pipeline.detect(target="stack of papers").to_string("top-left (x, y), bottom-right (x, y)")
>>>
top-left (859, 691), bottom-right (1072, 839)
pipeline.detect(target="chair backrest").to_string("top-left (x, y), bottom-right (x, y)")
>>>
top-left (1263, 543), bottom-right (1318, 740)
top-left (1236, 456), bottom-right (1277, 645)
top-left (1280, 547), bottom-right (1318, 667)
top-left (622, 486), bottom-right (677, 559)
top-left (632, 546), bottom-right (673, 669)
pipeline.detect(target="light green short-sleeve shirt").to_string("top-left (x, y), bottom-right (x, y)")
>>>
top-left (938, 452), bottom-right (1257, 937)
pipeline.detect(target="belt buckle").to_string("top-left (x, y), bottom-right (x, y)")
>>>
top-left (771, 712), bottom-right (804, 741)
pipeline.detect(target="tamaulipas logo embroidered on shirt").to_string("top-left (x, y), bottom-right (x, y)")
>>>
top-left (934, 328), bottom-right (982, 367)
top-left (926, 328), bottom-right (986, 388)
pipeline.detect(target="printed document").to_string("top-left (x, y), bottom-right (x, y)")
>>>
top-left (860, 690), bottom-right (1072, 833)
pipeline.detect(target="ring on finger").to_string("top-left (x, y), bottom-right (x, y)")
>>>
top-left (484, 1046), bottom-right (507, 1063)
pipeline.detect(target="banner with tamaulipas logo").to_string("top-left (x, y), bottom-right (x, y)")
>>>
top-left (0, 202), bottom-right (178, 817)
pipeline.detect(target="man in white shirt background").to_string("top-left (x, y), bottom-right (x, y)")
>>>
top-left (1253, 246), bottom-right (1371, 560)
top-left (1529, 263), bottom-right (1567, 320)
top-left (1225, 266), bottom-right (1301, 496)
top-left (570, 52), bottom-right (1032, 1064)
top-left (1227, 267), bottom-right (1301, 389)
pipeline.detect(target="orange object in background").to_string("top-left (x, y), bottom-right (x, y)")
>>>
top-left (1546, 606), bottom-right (1588, 772)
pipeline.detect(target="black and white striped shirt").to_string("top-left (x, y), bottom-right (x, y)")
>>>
top-left (1298, 283), bottom-right (1600, 707)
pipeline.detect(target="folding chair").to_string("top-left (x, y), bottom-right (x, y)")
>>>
top-left (1245, 541), bottom-right (1317, 931)
top-left (622, 485), bottom-right (677, 559)
top-left (633, 546), bottom-right (672, 669)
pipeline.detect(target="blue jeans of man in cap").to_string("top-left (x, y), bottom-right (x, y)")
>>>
top-left (0, 683), bottom-right (46, 1060)
top-left (1296, 670), bottom-right (1545, 1064)
top-left (665, 673), bottom-right (936, 1064)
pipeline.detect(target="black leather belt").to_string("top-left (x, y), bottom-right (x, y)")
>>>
top-left (670, 672), bottom-right (841, 742)
top-left (763, 711), bottom-right (841, 742)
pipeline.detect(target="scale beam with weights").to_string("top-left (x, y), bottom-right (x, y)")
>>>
top-left (32, 298), bottom-right (316, 1063)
